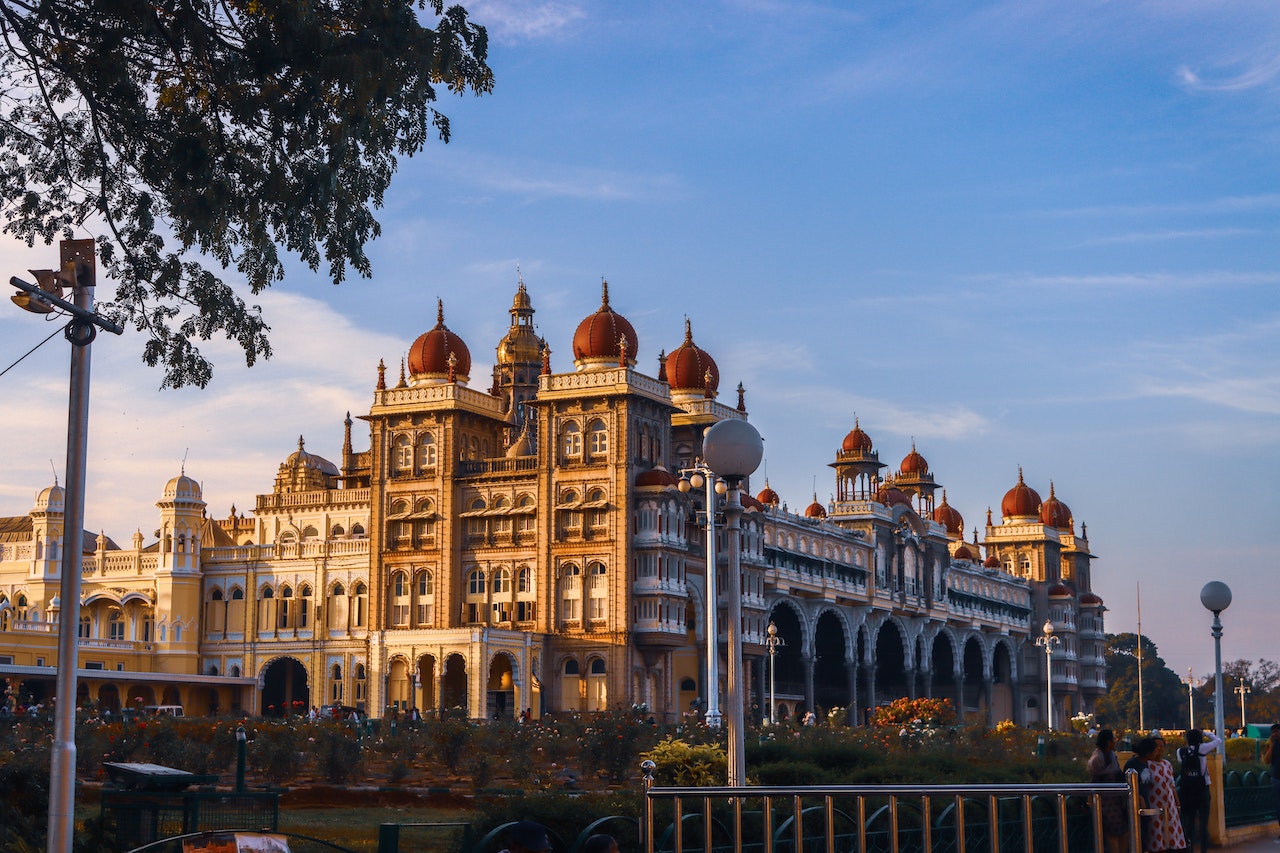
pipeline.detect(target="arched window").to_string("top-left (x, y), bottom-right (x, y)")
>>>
top-left (211, 588), bottom-right (224, 602)
top-left (300, 585), bottom-right (312, 628)
top-left (517, 566), bottom-right (533, 593)
top-left (469, 569), bottom-right (486, 595)
top-left (355, 662), bottom-right (367, 703)
top-left (391, 571), bottom-right (410, 626)
top-left (588, 419), bottom-right (608, 456)
top-left (353, 582), bottom-right (368, 627)
top-left (561, 564), bottom-right (582, 623)
top-left (561, 421), bottom-right (582, 458)
top-left (108, 609), bottom-right (125, 641)
top-left (279, 586), bottom-right (293, 628)
top-left (331, 663), bottom-right (344, 703)
top-left (492, 567), bottom-right (512, 594)
top-left (415, 570), bottom-right (434, 626)
top-left (588, 562), bottom-right (608, 621)
top-left (351, 523), bottom-right (365, 538)
top-left (332, 524), bottom-right (345, 538)
top-left (560, 658), bottom-right (581, 712)
top-left (393, 433), bottom-right (412, 472)
top-left (586, 657), bottom-right (607, 711)
top-left (417, 432), bottom-right (437, 469)
top-left (301, 525), bottom-right (318, 541)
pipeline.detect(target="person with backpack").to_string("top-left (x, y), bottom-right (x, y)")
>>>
top-left (1179, 728), bottom-right (1223, 853)
top-left (1264, 723), bottom-right (1280, 842)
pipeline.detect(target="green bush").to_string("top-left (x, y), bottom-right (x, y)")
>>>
top-left (641, 737), bottom-right (726, 786)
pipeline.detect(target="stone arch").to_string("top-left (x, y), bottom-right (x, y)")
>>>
top-left (960, 634), bottom-right (987, 720)
top-left (441, 652), bottom-right (468, 714)
top-left (487, 651), bottom-right (517, 720)
top-left (872, 618), bottom-right (909, 708)
top-left (813, 607), bottom-right (852, 718)
top-left (260, 655), bottom-right (309, 716)
top-left (929, 627), bottom-right (959, 704)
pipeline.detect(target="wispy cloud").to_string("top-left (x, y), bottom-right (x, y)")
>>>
top-left (1178, 52), bottom-right (1280, 92)
top-left (1128, 316), bottom-right (1280, 415)
top-left (1031, 193), bottom-right (1280, 219)
top-left (465, 1), bottom-right (586, 43)
top-left (444, 152), bottom-right (683, 203)
top-left (1076, 227), bottom-right (1262, 246)
top-left (968, 270), bottom-right (1280, 291)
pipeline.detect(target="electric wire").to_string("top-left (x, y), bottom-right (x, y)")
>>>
top-left (0, 319), bottom-right (67, 378)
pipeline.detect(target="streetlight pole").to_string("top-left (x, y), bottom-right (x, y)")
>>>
top-left (1035, 619), bottom-right (1060, 730)
top-left (9, 239), bottom-right (123, 853)
top-left (698, 418), bottom-right (763, 788)
top-left (678, 463), bottom-right (723, 730)
top-left (1200, 581), bottom-right (1232, 756)
top-left (1183, 668), bottom-right (1195, 731)
top-left (765, 621), bottom-right (781, 725)
top-left (1235, 681), bottom-right (1250, 731)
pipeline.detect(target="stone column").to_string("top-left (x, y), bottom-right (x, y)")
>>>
top-left (846, 662), bottom-right (859, 724)
top-left (804, 655), bottom-right (816, 713)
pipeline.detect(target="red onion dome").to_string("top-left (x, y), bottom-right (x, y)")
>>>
top-left (740, 492), bottom-right (765, 512)
top-left (1048, 584), bottom-right (1074, 598)
top-left (635, 465), bottom-right (679, 488)
top-left (876, 483), bottom-right (911, 508)
top-left (953, 544), bottom-right (976, 561)
top-left (1001, 468), bottom-right (1041, 519)
top-left (665, 318), bottom-right (719, 395)
top-left (572, 280), bottom-right (639, 367)
top-left (1079, 592), bottom-right (1103, 606)
top-left (900, 443), bottom-right (928, 474)
top-left (756, 480), bottom-right (780, 506)
top-left (1038, 482), bottom-right (1073, 530)
top-left (804, 496), bottom-right (827, 519)
top-left (842, 418), bottom-right (873, 453)
top-left (932, 490), bottom-right (964, 535)
top-left (983, 554), bottom-right (1001, 569)
top-left (408, 299), bottom-right (471, 382)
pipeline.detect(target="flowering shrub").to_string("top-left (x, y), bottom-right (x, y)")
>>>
top-left (870, 697), bottom-right (958, 728)
top-left (994, 719), bottom-right (1017, 735)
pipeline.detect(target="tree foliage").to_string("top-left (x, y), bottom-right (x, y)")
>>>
top-left (0, 0), bottom-right (492, 387)
top-left (1095, 632), bottom-right (1188, 732)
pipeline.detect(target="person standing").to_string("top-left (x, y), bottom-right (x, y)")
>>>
top-left (1178, 728), bottom-right (1223, 853)
top-left (1088, 729), bottom-right (1128, 853)
top-left (1264, 723), bottom-right (1280, 843)
top-left (1124, 737), bottom-right (1158, 853)
top-left (1146, 736), bottom-right (1186, 853)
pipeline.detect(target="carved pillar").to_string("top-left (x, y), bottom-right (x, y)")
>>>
top-left (865, 663), bottom-right (878, 724)
top-left (804, 655), bottom-right (816, 713)
top-left (846, 661), bottom-right (859, 725)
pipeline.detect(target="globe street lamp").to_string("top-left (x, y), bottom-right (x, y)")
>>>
top-left (765, 621), bottom-right (783, 725)
top-left (1200, 581), bottom-right (1232, 755)
top-left (678, 463), bottom-right (726, 730)
top-left (1035, 619), bottom-right (1060, 730)
top-left (700, 418), bottom-right (763, 787)
top-left (1235, 681), bottom-right (1250, 731)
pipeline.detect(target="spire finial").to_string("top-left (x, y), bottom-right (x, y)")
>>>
top-left (736, 382), bottom-right (746, 412)
top-left (1017, 465), bottom-right (1024, 484)
top-left (447, 351), bottom-right (458, 383)
top-left (397, 356), bottom-right (407, 388)
top-left (376, 358), bottom-right (387, 390)
top-left (1049, 481), bottom-right (1056, 498)
top-left (541, 339), bottom-right (551, 375)
top-left (703, 368), bottom-right (713, 398)
top-left (601, 278), bottom-right (610, 308)
top-left (684, 316), bottom-right (693, 344)
top-left (517, 262), bottom-right (524, 289)
top-left (657, 349), bottom-right (667, 383)
top-left (436, 298), bottom-right (444, 326)
top-left (618, 333), bottom-right (629, 368)
top-left (298, 435), bottom-right (305, 451)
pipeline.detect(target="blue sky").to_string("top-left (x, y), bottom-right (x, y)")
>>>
top-left (1, 1), bottom-right (1277, 695)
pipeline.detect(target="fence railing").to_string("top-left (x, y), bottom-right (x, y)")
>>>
top-left (642, 780), bottom-right (1141, 853)
top-left (1223, 769), bottom-right (1275, 828)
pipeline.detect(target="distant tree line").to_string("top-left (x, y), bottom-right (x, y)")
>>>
top-left (1095, 632), bottom-right (1279, 733)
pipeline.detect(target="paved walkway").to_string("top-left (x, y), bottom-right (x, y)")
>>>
top-left (1224, 825), bottom-right (1280, 852)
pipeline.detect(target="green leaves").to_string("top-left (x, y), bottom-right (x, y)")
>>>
top-left (0, 0), bottom-right (491, 387)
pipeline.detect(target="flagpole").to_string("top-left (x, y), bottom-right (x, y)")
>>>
top-left (1136, 582), bottom-right (1145, 732)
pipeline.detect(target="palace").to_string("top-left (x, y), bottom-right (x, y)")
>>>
top-left (0, 281), bottom-right (1106, 726)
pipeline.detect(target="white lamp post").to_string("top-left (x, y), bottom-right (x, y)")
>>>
top-left (1235, 681), bottom-right (1250, 731)
top-left (678, 463), bottom-right (725, 730)
top-left (1035, 619), bottom-right (1060, 730)
top-left (1182, 668), bottom-right (1195, 730)
top-left (700, 418), bottom-right (763, 787)
top-left (1200, 581), bottom-right (1232, 755)
top-left (765, 621), bottom-right (782, 725)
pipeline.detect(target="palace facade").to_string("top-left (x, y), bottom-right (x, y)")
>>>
top-left (0, 281), bottom-right (1106, 726)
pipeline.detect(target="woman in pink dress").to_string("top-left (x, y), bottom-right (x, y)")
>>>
top-left (1147, 736), bottom-right (1187, 852)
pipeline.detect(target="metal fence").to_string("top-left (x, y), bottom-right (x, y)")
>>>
top-left (102, 789), bottom-right (280, 850)
top-left (1223, 770), bottom-right (1275, 828)
top-left (643, 781), bottom-right (1141, 853)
